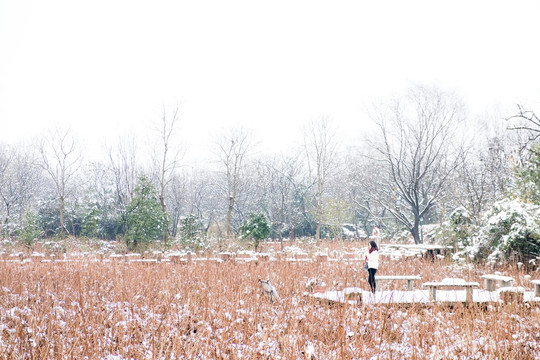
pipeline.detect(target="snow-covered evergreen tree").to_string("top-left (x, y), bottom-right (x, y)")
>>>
top-left (456, 199), bottom-right (540, 264)
top-left (124, 175), bottom-right (168, 250)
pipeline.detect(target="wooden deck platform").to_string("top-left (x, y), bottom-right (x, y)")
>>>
top-left (308, 287), bottom-right (540, 306)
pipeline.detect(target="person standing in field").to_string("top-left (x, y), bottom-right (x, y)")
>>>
top-left (365, 240), bottom-right (379, 293)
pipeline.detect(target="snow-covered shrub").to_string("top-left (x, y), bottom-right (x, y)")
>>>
top-left (342, 224), bottom-right (361, 239)
top-left (80, 205), bottom-right (100, 238)
top-left (17, 211), bottom-right (42, 247)
top-left (173, 214), bottom-right (209, 251)
top-left (175, 214), bottom-right (207, 250)
top-left (174, 236), bottom-right (210, 252)
top-left (124, 175), bottom-right (168, 250)
top-left (436, 206), bottom-right (473, 248)
top-left (450, 206), bottom-right (471, 229)
top-left (239, 213), bottom-right (270, 251)
top-left (461, 198), bottom-right (540, 263)
top-left (179, 214), bottom-right (202, 240)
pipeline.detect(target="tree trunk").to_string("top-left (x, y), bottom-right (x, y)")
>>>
top-left (226, 196), bottom-right (234, 238)
top-left (3, 203), bottom-right (10, 238)
top-left (411, 223), bottom-right (422, 244)
top-left (160, 194), bottom-right (169, 242)
top-left (59, 196), bottom-right (65, 236)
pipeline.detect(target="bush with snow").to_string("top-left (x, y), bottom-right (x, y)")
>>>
top-left (17, 211), bottom-right (42, 247)
top-left (176, 214), bottom-right (209, 251)
top-left (239, 213), bottom-right (270, 251)
top-left (458, 198), bottom-right (540, 263)
top-left (435, 206), bottom-right (473, 248)
top-left (123, 175), bottom-right (168, 250)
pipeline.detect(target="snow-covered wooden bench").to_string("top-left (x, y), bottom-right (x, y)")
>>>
top-left (169, 253), bottom-right (192, 263)
top-left (531, 279), bottom-right (540, 297)
top-left (376, 275), bottom-right (421, 291)
top-left (234, 253), bottom-right (258, 263)
top-left (481, 274), bottom-right (514, 291)
top-left (286, 253), bottom-right (312, 263)
top-left (218, 252), bottom-right (233, 261)
top-left (307, 287), bottom-right (363, 305)
top-left (30, 252), bottom-right (46, 262)
top-left (497, 286), bottom-right (525, 303)
top-left (422, 278), bottom-right (479, 302)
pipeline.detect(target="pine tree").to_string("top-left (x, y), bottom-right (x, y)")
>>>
top-left (124, 175), bottom-right (168, 250)
top-left (240, 213), bottom-right (270, 251)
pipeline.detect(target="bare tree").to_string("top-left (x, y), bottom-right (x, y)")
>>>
top-left (108, 135), bottom-right (139, 206)
top-left (303, 117), bottom-right (339, 240)
top-left (507, 104), bottom-right (540, 142)
top-left (0, 145), bottom-right (41, 237)
top-left (454, 131), bottom-right (512, 225)
top-left (344, 147), bottom-right (386, 236)
top-left (507, 104), bottom-right (540, 162)
top-left (107, 135), bottom-right (141, 237)
top-left (152, 105), bottom-right (183, 241)
top-left (215, 128), bottom-right (253, 239)
top-left (366, 85), bottom-right (466, 244)
top-left (39, 127), bottom-right (83, 236)
top-left (0, 145), bottom-right (10, 236)
top-left (166, 172), bottom-right (185, 238)
top-left (249, 152), bottom-right (307, 246)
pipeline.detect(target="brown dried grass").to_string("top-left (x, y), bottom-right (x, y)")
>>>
top-left (0, 247), bottom-right (538, 359)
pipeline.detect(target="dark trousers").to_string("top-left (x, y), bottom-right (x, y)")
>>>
top-left (368, 268), bottom-right (377, 293)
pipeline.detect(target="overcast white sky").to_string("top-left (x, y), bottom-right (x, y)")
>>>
top-left (1, 0), bottom-right (540, 162)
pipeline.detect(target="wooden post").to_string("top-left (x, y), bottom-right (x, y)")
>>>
top-left (465, 286), bottom-right (473, 303)
top-left (484, 279), bottom-right (495, 292)
top-left (429, 286), bottom-right (437, 301)
top-left (533, 281), bottom-right (540, 297)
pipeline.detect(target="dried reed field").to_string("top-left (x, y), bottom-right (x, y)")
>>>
top-left (0, 248), bottom-right (539, 359)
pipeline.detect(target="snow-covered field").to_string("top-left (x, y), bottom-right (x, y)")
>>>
top-left (0, 249), bottom-right (539, 359)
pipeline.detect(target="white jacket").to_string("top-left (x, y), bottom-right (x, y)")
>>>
top-left (366, 250), bottom-right (379, 269)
